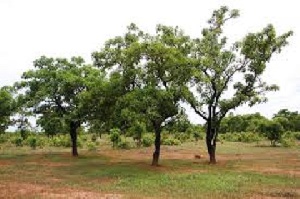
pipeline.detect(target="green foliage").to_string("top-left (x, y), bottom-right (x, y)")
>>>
top-left (0, 87), bottom-right (15, 132)
top-left (174, 132), bottom-right (190, 143)
top-left (262, 121), bottom-right (284, 146)
top-left (293, 132), bottom-right (300, 141)
top-left (50, 135), bottom-right (71, 147)
top-left (117, 138), bottom-right (131, 149)
top-left (162, 137), bottom-right (181, 146)
top-left (86, 141), bottom-right (97, 151)
top-left (219, 132), bottom-right (262, 143)
top-left (141, 134), bottom-right (154, 147)
top-left (0, 134), bottom-right (9, 144)
top-left (109, 128), bottom-right (121, 148)
top-left (11, 136), bottom-right (23, 147)
top-left (25, 135), bottom-right (46, 149)
top-left (91, 134), bottom-right (97, 142)
top-left (280, 133), bottom-right (296, 147)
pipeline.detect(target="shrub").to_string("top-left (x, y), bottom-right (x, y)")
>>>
top-left (80, 134), bottom-right (89, 142)
top-left (292, 132), bottom-right (300, 140)
top-left (174, 132), bottom-right (190, 143)
top-left (192, 131), bottom-right (204, 142)
top-left (109, 128), bottom-right (121, 148)
top-left (219, 132), bottom-right (262, 143)
top-left (219, 133), bottom-right (241, 142)
top-left (50, 135), bottom-right (71, 147)
top-left (86, 141), bottom-right (97, 151)
top-left (162, 137), bottom-right (181, 146)
top-left (239, 132), bottom-right (262, 143)
top-left (12, 136), bottom-right (23, 147)
top-left (117, 139), bottom-right (131, 149)
top-left (0, 134), bottom-right (9, 144)
top-left (27, 136), bottom-right (37, 149)
top-left (280, 133), bottom-right (296, 147)
top-left (91, 134), bottom-right (97, 142)
top-left (142, 134), bottom-right (154, 147)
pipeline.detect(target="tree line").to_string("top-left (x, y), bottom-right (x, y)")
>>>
top-left (0, 6), bottom-right (293, 165)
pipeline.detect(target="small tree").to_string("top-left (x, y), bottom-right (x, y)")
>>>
top-left (109, 128), bottom-right (121, 148)
top-left (263, 120), bottom-right (284, 146)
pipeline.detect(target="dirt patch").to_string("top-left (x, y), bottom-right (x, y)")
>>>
top-left (0, 181), bottom-right (123, 199)
top-left (0, 160), bottom-right (11, 167)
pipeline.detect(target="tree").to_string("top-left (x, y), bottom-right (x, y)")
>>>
top-left (0, 87), bottom-right (15, 133)
top-left (273, 109), bottom-right (300, 131)
top-left (184, 6), bottom-right (293, 163)
top-left (16, 56), bottom-right (105, 156)
top-left (261, 120), bottom-right (284, 146)
top-left (93, 24), bottom-right (190, 165)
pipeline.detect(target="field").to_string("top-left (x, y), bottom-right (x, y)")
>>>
top-left (0, 140), bottom-right (299, 199)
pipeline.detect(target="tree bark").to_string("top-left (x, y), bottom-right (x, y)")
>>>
top-left (206, 118), bottom-right (217, 164)
top-left (70, 121), bottom-right (79, 157)
top-left (152, 125), bottom-right (161, 166)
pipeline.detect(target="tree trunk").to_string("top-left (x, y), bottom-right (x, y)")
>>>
top-left (206, 120), bottom-right (217, 164)
top-left (152, 126), bottom-right (161, 166)
top-left (70, 121), bottom-right (79, 157)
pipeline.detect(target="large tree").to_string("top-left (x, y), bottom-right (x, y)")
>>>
top-left (93, 24), bottom-right (190, 165)
top-left (16, 56), bottom-right (105, 156)
top-left (184, 6), bottom-right (293, 163)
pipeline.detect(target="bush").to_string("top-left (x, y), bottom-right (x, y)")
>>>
top-left (142, 134), bottom-right (154, 147)
top-left (219, 132), bottom-right (262, 143)
top-left (109, 128), bottom-right (121, 148)
top-left (117, 139), bottom-right (131, 149)
top-left (240, 132), bottom-right (262, 143)
top-left (174, 132), bottom-right (190, 143)
top-left (162, 137), bottom-right (181, 146)
top-left (27, 136), bottom-right (37, 149)
top-left (11, 136), bottom-right (23, 147)
top-left (86, 141), bottom-right (97, 151)
top-left (280, 133), bottom-right (296, 147)
top-left (292, 132), bottom-right (300, 140)
top-left (0, 134), bottom-right (9, 144)
top-left (91, 134), bottom-right (97, 142)
top-left (219, 133), bottom-right (241, 142)
top-left (192, 131), bottom-right (204, 142)
top-left (50, 135), bottom-right (71, 147)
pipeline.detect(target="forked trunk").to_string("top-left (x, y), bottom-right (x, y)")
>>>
top-left (70, 121), bottom-right (79, 157)
top-left (152, 126), bottom-right (161, 166)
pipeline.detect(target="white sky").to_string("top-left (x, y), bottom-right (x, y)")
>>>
top-left (1, 0), bottom-right (299, 124)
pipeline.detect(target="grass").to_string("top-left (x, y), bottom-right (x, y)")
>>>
top-left (0, 140), bottom-right (299, 198)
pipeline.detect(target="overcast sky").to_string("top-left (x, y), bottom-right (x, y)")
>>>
top-left (1, 0), bottom-right (299, 124)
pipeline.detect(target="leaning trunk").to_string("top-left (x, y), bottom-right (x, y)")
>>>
top-left (70, 121), bottom-right (79, 157)
top-left (152, 126), bottom-right (161, 166)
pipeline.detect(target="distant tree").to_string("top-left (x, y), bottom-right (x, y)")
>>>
top-left (262, 120), bottom-right (284, 146)
top-left (15, 56), bottom-right (105, 156)
top-left (183, 6), bottom-right (293, 163)
top-left (0, 87), bottom-right (15, 133)
top-left (273, 109), bottom-right (300, 131)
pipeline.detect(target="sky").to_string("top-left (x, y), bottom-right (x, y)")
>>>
top-left (0, 0), bottom-right (299, 124)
